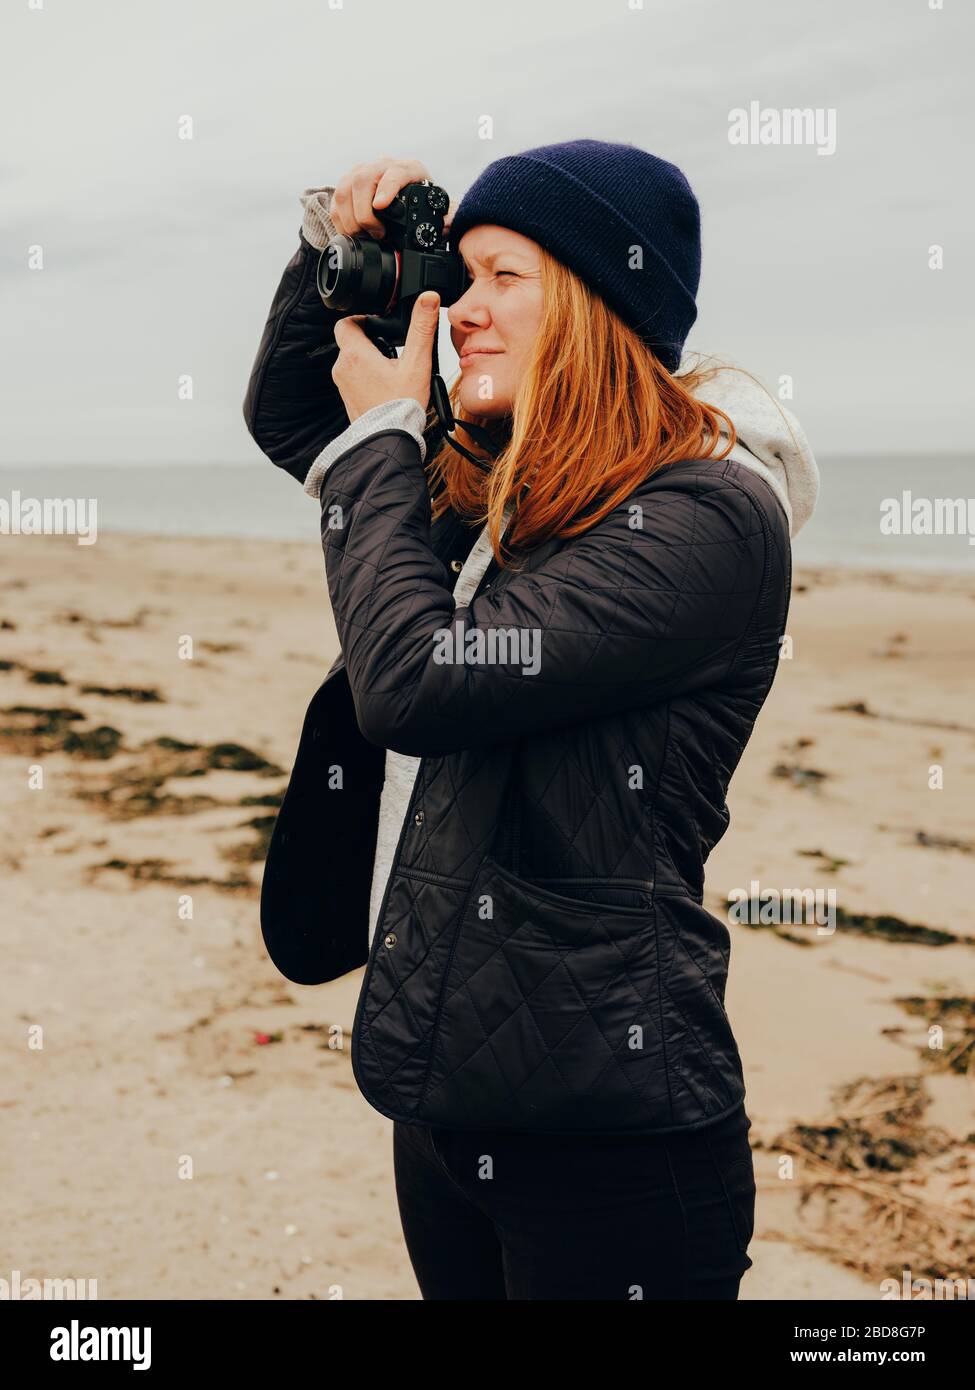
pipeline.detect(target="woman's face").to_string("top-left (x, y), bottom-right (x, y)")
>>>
top-left (448, 225), bottom-right (544, 418)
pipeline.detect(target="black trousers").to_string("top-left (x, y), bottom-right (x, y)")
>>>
top-left (393, 1102), bottom-right (756, 1301)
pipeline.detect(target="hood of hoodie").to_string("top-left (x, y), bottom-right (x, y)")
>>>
top-left (686, 360), bottom-right (820, 537)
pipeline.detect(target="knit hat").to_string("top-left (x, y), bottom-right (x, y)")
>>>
top-left (449, 138), bottom-right (700, 373)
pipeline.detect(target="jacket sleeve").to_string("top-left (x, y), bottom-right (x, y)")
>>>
top-left (302, 397), bottom-right (428, 501)
top-left (242, 234), bottom-right (351, 486)
top-left (320, 430), bottom-right (776, 757)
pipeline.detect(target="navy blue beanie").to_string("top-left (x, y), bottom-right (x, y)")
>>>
top-left (449, 138), bottom-right (700, 373)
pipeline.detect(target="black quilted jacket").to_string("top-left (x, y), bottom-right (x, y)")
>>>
top-left (244, 237), bottom-right (793, 1135)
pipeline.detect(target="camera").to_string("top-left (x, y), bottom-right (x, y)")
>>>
top-left (316, 178), bottom-right (497, 470)
top-left (316, 180), bottom-right (469, 349)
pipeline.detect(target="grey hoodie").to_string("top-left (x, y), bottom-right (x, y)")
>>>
top-left (687, 357), bottom-right (820, 537)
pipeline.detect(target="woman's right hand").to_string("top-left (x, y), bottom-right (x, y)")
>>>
top-left (329, 156), bottom-right (443, 240)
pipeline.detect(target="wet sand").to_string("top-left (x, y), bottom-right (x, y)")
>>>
top-left (1, 533), bottom-right (972, 1299)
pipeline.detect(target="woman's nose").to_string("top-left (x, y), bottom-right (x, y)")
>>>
top-left (447, 284), bottom-right (489, 330)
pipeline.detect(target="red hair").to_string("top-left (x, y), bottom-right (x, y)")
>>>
top-left (426, 244), bottom-right (738, 566)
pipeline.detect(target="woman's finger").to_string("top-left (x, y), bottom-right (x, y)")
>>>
top-left (401, 291), bottom-right (440, 374)
top-left (331, 160), bottom-right (385, 235)
top-left (330, 157), bottom-right (431, 238)
top-left (351, 167), bottom-right (387, 239)
top-left (373, 159), bottom-right (431, 212)
top-left (332, 314), bottom-right (369, 352)
top-left (329, 181), bottom-right (354, 236)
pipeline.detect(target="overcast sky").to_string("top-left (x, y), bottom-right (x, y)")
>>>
top-left (1, 0), bottom-right (971, 464)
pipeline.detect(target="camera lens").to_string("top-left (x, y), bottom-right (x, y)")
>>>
top-left (317, 234), bottom-right (400, 314)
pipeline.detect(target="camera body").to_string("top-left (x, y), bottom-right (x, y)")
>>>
top-left (316, 181), bottom-right (469, 349)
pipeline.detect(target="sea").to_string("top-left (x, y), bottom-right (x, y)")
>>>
top-left (1, 455), bottom-right (973, 573)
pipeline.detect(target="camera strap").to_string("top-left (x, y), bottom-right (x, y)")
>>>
top-left (362, 314), bottom-right (500, 474)
top-left (429, 336), bottom-right (499, 474)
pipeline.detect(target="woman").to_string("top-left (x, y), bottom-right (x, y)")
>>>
top-left (243, 140), bottom-right (818, 1301)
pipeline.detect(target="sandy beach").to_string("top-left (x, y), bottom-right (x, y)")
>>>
top-left (1, 531), bottom-right (972, 1301)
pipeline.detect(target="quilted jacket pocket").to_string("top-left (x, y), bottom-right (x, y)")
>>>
top-left (417, 855), bottom-right (670, 1133)
top-left (531, 874), bottom-right (655, 915)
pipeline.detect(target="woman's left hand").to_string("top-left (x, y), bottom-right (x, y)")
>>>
top-left (332, 292), bottom-right (440, 422)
